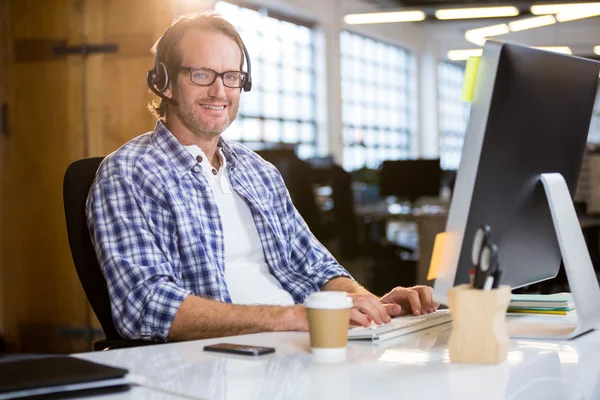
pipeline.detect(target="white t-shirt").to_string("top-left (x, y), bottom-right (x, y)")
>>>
top-left (184, 145), bottom-right (295, 306)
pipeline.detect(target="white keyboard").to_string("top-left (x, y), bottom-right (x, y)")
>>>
top-left (348, 309), bottom-right (452, 341)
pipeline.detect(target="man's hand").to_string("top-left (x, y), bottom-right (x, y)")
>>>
top-left (379, 286), bottom-right (440, 316)
top-left (349, 293), bottom-right (396, 326)
top-left (348, 286), bottom-right (438, 327)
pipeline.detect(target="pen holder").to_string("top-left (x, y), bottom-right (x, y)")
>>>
top-left (448, 284), bottom-right (511, 364)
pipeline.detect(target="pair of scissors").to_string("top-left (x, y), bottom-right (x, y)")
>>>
top-left (471, 225), bottom-right (499, 290)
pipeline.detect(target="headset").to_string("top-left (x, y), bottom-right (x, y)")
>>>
top-left (146, 27), bottom-right (253, 107)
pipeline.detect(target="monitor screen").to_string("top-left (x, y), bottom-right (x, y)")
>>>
top-left (379, 159), bottom-right (441, 201)
top-left (433, 40), bottom-right (600, 304)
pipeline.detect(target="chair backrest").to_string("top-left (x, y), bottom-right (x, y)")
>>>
top-left (63, 157), bottom-right (122, 340)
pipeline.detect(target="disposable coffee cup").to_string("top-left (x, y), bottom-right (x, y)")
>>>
top-left (305, 291), bottom-right (353, 363)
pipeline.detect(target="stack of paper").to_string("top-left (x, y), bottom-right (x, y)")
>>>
top-left (507, 293), bottom-right (575, 315)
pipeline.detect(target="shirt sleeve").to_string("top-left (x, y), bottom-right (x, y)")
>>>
top-left (86, 174), bottom-right (191, 341)
top-left (272, 170), bottom-right (353, 289)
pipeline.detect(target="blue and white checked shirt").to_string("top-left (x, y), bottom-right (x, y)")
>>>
top-left (86, 121), bottom-right (351, 341)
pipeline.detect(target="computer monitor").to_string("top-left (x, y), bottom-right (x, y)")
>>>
top-left (433, 40), bottom-right (600, 307)
top-left (379, 159), bottom-right (441, 201)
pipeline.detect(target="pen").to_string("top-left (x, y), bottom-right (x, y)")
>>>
top-left (491, 268), bottom-right (503, 289)
top-left (483, 275), bottom-right (494, 291)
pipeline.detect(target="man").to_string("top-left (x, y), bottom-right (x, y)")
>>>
top-left (87, 11), bottom-right (438, 342)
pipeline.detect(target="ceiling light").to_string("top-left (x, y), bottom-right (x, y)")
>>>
top-left (508, 15), bottom-right (556, 31)
top-left (447, 49), bottom-right (483, 61)
top-left (533, 46), bottom-right (572, 54)
top-left (344, 11), bottom-right (426, 24)
top-left (465, 24), bottom-right (509, 46)
top-left (555, 9), bottom-right (600, 22)
top-left (595, 46), bottom-right (600, 55)
top-left (436, 6), bottom-right (519, 20)
top-left (531, 2), bottom-right (600, 15)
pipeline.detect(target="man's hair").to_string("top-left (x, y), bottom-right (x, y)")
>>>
top-left (148, 11), bottom-right (245, 119)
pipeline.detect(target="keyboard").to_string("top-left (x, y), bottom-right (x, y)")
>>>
top-left (348, 309), bottom-right (452, 341)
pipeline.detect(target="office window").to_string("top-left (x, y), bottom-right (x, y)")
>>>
top-left (438, 62), bottom-right (471, 170)
top-left (586, 88), bottom-right (600, 143)
top-left (214, 2), bottom-right (317, 159)
top-left (340, 31), bottom-right (416, 171)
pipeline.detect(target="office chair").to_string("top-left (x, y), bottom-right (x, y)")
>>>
top-left (258, 149), bottom-right (326, 242)
top-left (330, 165), bottom-right (359, 259)
top-left (63, 158), bottom-right (157, 351)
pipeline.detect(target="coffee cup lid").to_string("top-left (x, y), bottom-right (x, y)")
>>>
top-left (304, 291), bottom-right (353, 309)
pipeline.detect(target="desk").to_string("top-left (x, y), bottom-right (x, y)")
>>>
top-left (356, 203), bottom-right (600, 288)
top-left (85, 386), bottom-right (186, 399)
top-left (74, 326), bottom-right (600, 399)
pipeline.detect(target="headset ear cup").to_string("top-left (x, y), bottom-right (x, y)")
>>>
top-left (156, 62), bottom-right (170, 92)
top-left (243, 77), bottom-right (252, 92)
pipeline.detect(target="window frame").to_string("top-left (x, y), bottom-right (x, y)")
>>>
top-left (438, 60), bottom-right (471, 171)
top-left (340, 30), bottom-right (415, 171)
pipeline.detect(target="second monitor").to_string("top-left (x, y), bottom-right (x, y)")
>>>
top-left (379, 159), bottom-right (441, 202)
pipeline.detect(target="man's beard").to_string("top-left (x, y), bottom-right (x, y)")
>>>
top-left (174, 92), bottom-right (239, 138)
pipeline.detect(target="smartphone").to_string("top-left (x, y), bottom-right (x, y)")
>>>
top-left (203, 343), bottom-right (276, 356)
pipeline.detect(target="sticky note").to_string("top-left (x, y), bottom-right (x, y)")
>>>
top-left (461, 56), bottom-right (480, 103)
top-left (427, 232), bottom-right (448, 280)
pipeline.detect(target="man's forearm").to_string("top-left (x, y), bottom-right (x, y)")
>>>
top-left (322, 276), bottom-right (372, 296)
top-left (167, 295), bottom-right (306, 342)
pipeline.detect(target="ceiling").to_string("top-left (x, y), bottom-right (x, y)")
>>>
top-left (363, 0), bottom-right (598, 8)
top-left (350, 0), bottom-right (600, 58)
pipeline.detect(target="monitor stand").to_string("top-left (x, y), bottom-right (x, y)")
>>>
top-left (507, 173), bottom-right (600, 339)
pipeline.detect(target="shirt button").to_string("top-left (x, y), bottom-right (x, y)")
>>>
top-left (212, 169), bottom-right (218, 175)
top-left (196, 155), bottom-right (203, 163)
top-left (193, 166), bottom-right (200, 173)
top-left (215, 230), bottom-right (222, 236)
top-left (205, 187), bottom-right (211, 192)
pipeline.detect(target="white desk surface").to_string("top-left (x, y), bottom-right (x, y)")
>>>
top-left (85, 386), bottom-right (186, 400)
top-left (75, 325), bottom-right (600, 400)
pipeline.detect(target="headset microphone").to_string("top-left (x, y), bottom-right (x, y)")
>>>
top-left (146, 71), bottom-right (179, 106)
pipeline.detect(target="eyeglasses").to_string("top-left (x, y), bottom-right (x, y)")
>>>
top-left (179, 66), bottom-right (248, 88)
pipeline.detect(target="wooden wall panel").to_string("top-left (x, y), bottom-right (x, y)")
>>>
top-left (1, 0), bottom-right (86, 350)
top-left (1, 0), bottom-right (173, 351)
top-left (86, 0), bottom-right (172, 157)
top-left (0, 0), bottom-right (9, 343)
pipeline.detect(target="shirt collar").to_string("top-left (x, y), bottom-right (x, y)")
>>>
top-left (183, 144), bottom-right (227, 176)
top-left (151, 120), bottom-right (239, 173)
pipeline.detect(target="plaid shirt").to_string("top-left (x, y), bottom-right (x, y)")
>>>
top-left (86, 121), bottom-right (350, 341)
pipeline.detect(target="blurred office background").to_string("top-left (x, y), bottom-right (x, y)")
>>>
top-left (0, 0), bottom-right (598, 353)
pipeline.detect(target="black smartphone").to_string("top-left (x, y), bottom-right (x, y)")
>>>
top-left (203, 343), bottom-right (276, 356)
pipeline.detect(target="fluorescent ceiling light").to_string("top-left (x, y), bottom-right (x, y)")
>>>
top-left (533, 46), bottom-right (572, 54)
top-left (436, 6), bottom-right (519, 20)
top-left (595, 46), bottom-right (600, 55)
top-left (465, 24), bottom-right (509, 46)
top-left (344, 11), bottom-right (426, 24)
top-left (531, 2), bottom-right (600, 15)
top-left (555, 9), bottom-right (600, 22)
top-left (447, 49), bottom-right (483, 61)
top-left (508, 15), bottom-right (556, 31)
